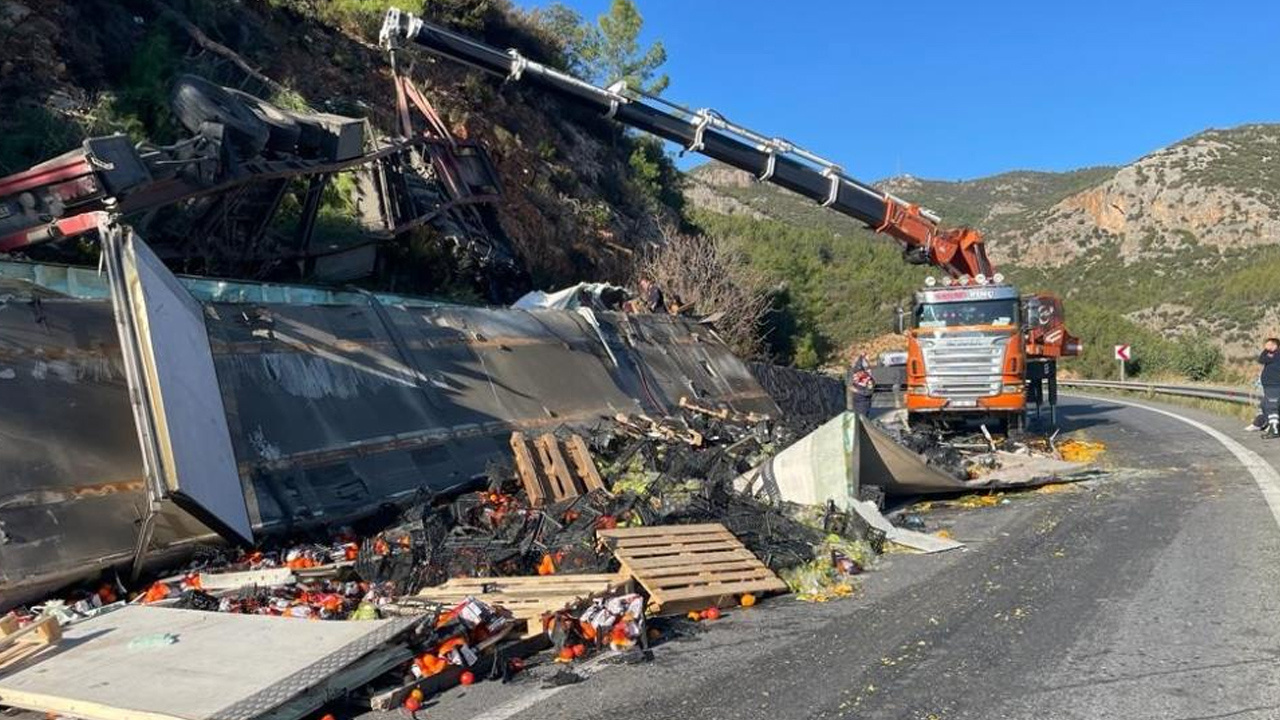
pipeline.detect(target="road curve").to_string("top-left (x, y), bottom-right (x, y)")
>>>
top-left (380, 396), bottom-right (1280, 720)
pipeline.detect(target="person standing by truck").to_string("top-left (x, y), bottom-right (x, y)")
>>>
top-left (1246, 338), bottom-right (1280, 435)
top-left (846, 353), bottom-right (876, 416)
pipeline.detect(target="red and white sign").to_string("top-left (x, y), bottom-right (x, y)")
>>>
top-left (1114, 344), bottom-right (1131, 362)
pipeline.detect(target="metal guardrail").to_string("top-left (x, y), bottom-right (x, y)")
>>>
top-left (1058, 379), bottom-right (1259, 406)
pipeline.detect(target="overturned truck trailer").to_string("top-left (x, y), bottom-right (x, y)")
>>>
top-left (0, 234), bottom-right (776, 609)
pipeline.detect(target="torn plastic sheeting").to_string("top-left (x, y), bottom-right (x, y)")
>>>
top-left (737, 411), bottom-right (972, 504)
top-left (739, 411), bottom-right (1086, 503)
top-left (511, 282), bottom-right (626, 311)
top-left (848, 500), bottom-right (962, 554)
top-left (735, 411), bottom-right (862, 506)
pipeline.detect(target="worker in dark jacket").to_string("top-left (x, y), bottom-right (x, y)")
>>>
top-left (1247, 338), bottom-right (1280, 434)
top-left (846, 353), bottom-right (875, 416)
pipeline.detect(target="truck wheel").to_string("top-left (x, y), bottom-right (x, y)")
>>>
top-left (225, 88), bottom-right (302, 154)
top-left (171, 74), bottom-right (269, 159)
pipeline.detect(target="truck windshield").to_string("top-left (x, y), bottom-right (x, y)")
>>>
top-left (915, 299), bottom-right (1018, 329)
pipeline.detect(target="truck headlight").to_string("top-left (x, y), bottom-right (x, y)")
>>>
top-left (1003, 383), bottom-right (1024, 394)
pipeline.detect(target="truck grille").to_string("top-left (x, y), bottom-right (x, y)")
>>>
top-left (921, 335), bottom-right (1008, 402)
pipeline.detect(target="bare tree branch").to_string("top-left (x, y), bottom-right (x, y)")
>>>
top-left (150, 0), bottom-right (289, 97)
top-left (639, 225), bottom-right (770, 358)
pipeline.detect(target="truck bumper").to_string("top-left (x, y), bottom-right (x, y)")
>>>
top-left (907, 392), bottom-right (1026, 414)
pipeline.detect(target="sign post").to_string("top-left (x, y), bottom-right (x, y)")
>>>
top-left (1114, 344), bottom-right (1131, 381)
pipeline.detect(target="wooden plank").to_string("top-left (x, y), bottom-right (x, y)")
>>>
top-left (535, 434), bottom-right (582, 501)
top-left (0, 616), bottom-right (59, 654)
top-left (643, 568), bottom-right (777, 588)
top-left (294, 561), bottom-right (355, 581)
top-left (532, 435), bottom-right (563, 500)
top-left (637, 561), bottom-right (767, 578)
top-left (418, 593), bottom-right (551, 605)
top-left (428, 585), bottom-right (613, 597)
top-left (198, 567), bottom-right (294, 590)
top-left (597, 523), bottom-right (729, 539)
top-left (614, 540), bottom-right (743, 558)
top-left (422, 591), bottom-right (603, 605)
top-left (510, 432), bottom-right (549, 506)
top-left (0, 689), bottom-right (183, 720)
top-left (423, 594), bottom-right (599, 607)
top-left (678, 395), bottom-right (729, 420)
top-left (415, 574), bottom-right (627, 630)
top-left (620, 549), bottom-right (760, 571)
top-left (565, 434), bottom-right (606, 492)
top-left (650, 578), bottom-right (788, 605)
top-left (608, 530), bottom-right (735, 548)
top-left (438, 573), bottom-right (621, 588)
top-left (0, 644), bottom-right (52, 672)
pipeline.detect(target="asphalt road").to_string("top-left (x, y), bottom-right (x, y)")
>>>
top-left (381, 396), bottom-right (1280, 720)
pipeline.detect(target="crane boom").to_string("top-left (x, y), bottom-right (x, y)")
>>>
top-left (379, 10), bottom-right (993, 279)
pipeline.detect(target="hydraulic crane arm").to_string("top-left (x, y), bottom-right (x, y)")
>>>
top-left (379, 9), bottom-right (994, 279)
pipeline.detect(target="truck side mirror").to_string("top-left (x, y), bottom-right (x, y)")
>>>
top-left (892, 306), bottom-right (907, 334)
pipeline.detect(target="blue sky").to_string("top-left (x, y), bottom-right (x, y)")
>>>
top-left (517, 0), bottom-right (1280, 181)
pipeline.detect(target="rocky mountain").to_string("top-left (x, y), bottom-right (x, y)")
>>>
top-left (691, 124), bottom-right (1280, 265)
top-left (685, 123), bottom-right (1280, 376)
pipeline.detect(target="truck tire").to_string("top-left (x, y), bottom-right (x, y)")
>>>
top-left (170, 74), bottom-right (268, 159)
top-left (225, 88), bottom-right (302, 154)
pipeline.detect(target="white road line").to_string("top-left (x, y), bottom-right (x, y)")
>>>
top-left (468, 651), bottom-right (618, 720)
top-left (1076, 394), bottom-right (1280, 529)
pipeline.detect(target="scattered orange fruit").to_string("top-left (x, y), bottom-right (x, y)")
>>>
top-left (740, 593), bottom-right (756, 607)
top-left (459, 670), bottom-right (475, 686)
top-left (537, 554), bottom-right (556, 576)
top-left (686, 611), bottom-right (701, 622)
top-left (571, 643), bottom-right (586, 658)
top-left (701, 607), bottom-right (721, 621)
top-left (404, 696), bottom-right (421, 711)
top-left (409, 689), bottom-right (424, 701)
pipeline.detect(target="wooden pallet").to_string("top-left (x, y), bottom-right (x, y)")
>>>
top-left (0, 615), bottom-right (61, 673)
top-left (510, 432), bottom-right (606, 505)
top-left (414, 573), bottom-right (627, 637)
top-left (596, 523), bottom-right (788, 614)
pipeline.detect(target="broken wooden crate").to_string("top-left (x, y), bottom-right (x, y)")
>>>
top-left (0, 615), bottom-right (60, 674)
top-left (411, 573), bottom-right (627, 637)
top-left (510, 432), bottom-right (606, 505)
top-left (596, 523), bottom-right (788, 614)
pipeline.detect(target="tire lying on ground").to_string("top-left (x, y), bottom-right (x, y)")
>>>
top-left (225, 87), bottom-right (302, 154)
top-left (170, 74), bottom-right (269, 160)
